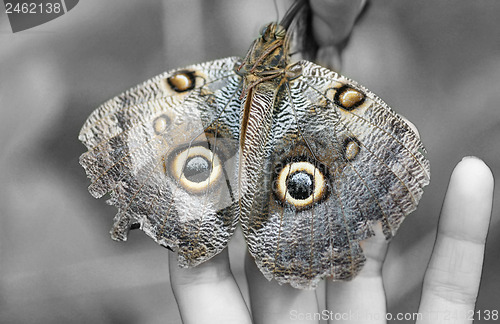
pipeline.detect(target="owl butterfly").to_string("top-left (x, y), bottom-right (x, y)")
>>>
top-left (79, 0), bottom-right (430, 289)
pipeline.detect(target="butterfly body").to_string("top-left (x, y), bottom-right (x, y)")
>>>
top-left (80, 7), bottom-right (430, 289)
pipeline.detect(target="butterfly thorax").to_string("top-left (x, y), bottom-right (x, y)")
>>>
top-left (241, 23), bottom-right (288, 72)
top-left (237, 23), bottom-right (302, 97)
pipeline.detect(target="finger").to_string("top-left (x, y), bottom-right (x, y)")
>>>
top-left (310, 0), bottom-right (367, 46)
top-left (417, 157), bottom-right (494, 324)
top-left (326, 223), bottom-right (389, 324)
top-left (309, 0), bottom-right (368, 70)
top-left (169, 249), bottom-right (251, 324)
top-left (245, 253), bottom-right (320, 324)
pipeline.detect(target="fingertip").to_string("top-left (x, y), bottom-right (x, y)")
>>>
top-left (440, 156), bottom-right (494, 244)
top-left (453, 156), bottom-right (494, 193)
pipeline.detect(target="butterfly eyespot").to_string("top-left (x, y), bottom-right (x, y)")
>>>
top-left (167, 146), bottom-right (222, 194)
top-left (335, 85), bottom-right (365, 110)
top-left (343, 137), bottom-right (361, 161)
top-left (153, 115), bottom-right (171, 134)
top-left (166, 71), bottom-right (196, 92)
top-left (275, 161), bottom-right (327, 209)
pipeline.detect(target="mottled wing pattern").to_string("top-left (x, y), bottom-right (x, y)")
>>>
top-left (242, 61), bottom-right (430, 289)
top-left (79, 57), bottom-right (243, 267)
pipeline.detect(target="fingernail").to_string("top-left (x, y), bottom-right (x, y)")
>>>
top-left (461, 156), bottom-right (481, 162)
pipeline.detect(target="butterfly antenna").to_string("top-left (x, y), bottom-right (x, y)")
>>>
top-left (273, 0), bottom-right (280, 23)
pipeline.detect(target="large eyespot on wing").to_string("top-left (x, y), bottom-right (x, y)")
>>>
top-left (78, 57), bottom-right (243, 267)
top-left (167, 144), bottom-right (224, 194)
top-left (242, 60), bottom-right (430, 289)
top-left (273, 158), bottom-right (328, 210)
top-left (156, 131), bottom-right (239, 266)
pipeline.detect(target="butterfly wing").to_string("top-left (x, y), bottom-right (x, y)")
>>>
top-left (79, 57), bottom-right (243, 267)
top-left (242, 60), bottom-right (430, 289)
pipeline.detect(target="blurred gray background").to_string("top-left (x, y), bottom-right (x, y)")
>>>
top-left (1, 0), bottom-right (498, 323)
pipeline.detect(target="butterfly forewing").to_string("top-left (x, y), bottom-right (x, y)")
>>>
top-left (79, 57), bottom-right (243, 267)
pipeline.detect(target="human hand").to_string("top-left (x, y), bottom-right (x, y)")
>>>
top-left (307, 0), bottom-right (368, 70)
top-left (169, 156), bottom-right (493, 324)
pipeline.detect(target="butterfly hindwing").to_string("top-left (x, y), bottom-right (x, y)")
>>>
top-left (79, 57), bottom-right (243, 267)
top-left (241, 61), bottom-right (430, 289)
